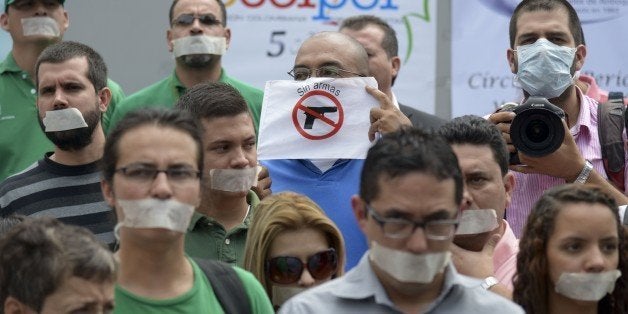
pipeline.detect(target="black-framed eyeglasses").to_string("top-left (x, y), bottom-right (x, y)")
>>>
top-left (172, 13), bottom-right (222, 27)
top-left (366, 204), bottom-right (458, 240)
top-left (287, 65), bottom-right (365, 81)
top-left (115, 164), bottom-right (201, 184)
top-left (266, 248), bottom-right (338, 285)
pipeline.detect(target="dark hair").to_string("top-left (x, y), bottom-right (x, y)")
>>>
top-left (513, 184), bottom-right (627, 314)
top-left (35, 41), bottom-right (108, 92)
top-left (439, 115), bottom-right (509, 176)
top-left (0, 215), bottom-right (26, 237)
top-left (101, 108), bottom-right (203, 184)
top-left (175, 82), bottom-right (251, 121)
top-left (0, 217), bottom-right (116, 313)
top-left (360, 127), bottom-right (463, 205)
top-left (509, 0), bottom-right (584, 48)
top-left (340, 15), bottom-right (398, 59)
top-left (169, 0), bottom-right (227, 27)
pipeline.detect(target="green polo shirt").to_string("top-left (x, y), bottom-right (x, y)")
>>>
top-left (184, 191), bottom-right (260, 267)
top-left (0, 53), bottom-right (125, 181)
top-left (105, 69), bottom-right (263, 134)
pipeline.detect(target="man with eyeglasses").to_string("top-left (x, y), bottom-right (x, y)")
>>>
top-left (279, 128), bottom-right (523, 313)
top-left (106, 0), bottom-right (263, 135)
top-left (340, 14), bottom-right (445, 130)
top-left (101, 108), bottom-right (273, 313)
top-left (176, 82), bottom-right (262, 267)
top-left (262, 31), bottom-right (412, 270)
top-left (0, 0), bottom-right (125, 182)
top-left (0, 41), bottom-right (116, 248)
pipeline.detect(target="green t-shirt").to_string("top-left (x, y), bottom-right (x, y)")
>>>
top-left (185, 191), bottom-right (260, 267)
top-left (105, 69), bottom-right (263, 134)
top-left (0, 53), bottom-right (125, 181)
top-left (114, 258), bottom-right (273, 314)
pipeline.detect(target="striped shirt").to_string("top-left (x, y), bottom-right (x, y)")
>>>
top-left (0, 153), bottom-right (115, 247)
top-left (507, 89), bottom-right (628, 237)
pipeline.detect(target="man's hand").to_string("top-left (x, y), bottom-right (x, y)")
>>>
top-left (366, 86), bottom-right (412, 142)
top-left (451, 233), bottom-right (500, 279)
top-left (252, 165), bottom-right (272, 200)
top-left (488, 111), bottom-right (516, 154)
top-left (510, 119), bottom-right (585, 181)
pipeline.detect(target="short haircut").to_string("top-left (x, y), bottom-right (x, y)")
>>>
top-left (0, 217), bottom-right (116, 313)
top-left (243, 192), bottom-right (345, 300)
top-left (175, 82), bottom-right (251, 121)
top-left (169, 0), bottom-right (227, 27)
top-left (514, 184), bottom-right (627, 314)
top-left (0, 215), bottom-right (26, 237)
top-left (340, 14), bottom-right (398, 59)
top-left (360, 127), bottom-right (463, 205)
top-left (101, 108), bottom-right (203, 184)
top-left (509, 0), bottom-right (584, 48)
top-left (35, 41), bottom-right (108, 92)
top-left (439, 115), bottom-right (509, 176)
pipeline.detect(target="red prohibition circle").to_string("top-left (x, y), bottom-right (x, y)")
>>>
top-left (291, 89), bottom-right (344, 140)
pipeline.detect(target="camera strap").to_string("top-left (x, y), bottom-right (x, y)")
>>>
top-left (597, 91), bottom-right (626, 191)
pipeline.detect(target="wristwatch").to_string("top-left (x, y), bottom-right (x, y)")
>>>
top-left (574, 160), bottom-right (593, 184)
top-left (481, 276), bottom-right (499, 290)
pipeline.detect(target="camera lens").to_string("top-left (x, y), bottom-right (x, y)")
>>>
top-left (525, 120), bottom-right (549, 143)
top-left (511, 107), bottom-right (564, 157)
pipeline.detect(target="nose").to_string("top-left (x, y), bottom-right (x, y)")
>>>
top-left (33, 2), bottom-right (47, 16)
top-left (460, 185), bottom-right (473, 211)
top-left (150, 172), bottom-right (174, 200)
top-left (406, 226), bottom-right (429, 254)
top-left (52, 89), bottom-right (69, 110)
top-left (229, 148), bottom-right (250, 169)
top-left (297, 267), bottom-right (316, 287)
top-left (190, 17), bottom-right (203, 35)
top-left (584, 247), bottom-right (607, 273)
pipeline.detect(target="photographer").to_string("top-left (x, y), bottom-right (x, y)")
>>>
top-left (488, 0), bottom-right (628, 237)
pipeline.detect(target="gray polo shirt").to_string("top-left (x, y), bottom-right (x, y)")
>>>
top-left (279, 251), bottom-right (524, 314)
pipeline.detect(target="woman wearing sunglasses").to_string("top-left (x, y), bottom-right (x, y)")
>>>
top-left (244, 192), bottom-right (345, 309)
top-left (513, 184), bottom-right (627, 314)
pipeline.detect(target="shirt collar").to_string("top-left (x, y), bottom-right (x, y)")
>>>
top-left (390, 91), bottom-right (400, 109)
top-left (187, 189), bottom-right (257, 232)
top-left (331, 251), bottom-right (468, 310)
top-left (0, 53), bottom-right (26, 75)
top-left (571, 85), bottom-right (593, 136)
top-left (493, 220), bottom-right (519, 274)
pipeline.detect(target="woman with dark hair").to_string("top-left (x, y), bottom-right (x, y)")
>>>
top-left (514, 184), bottom-right (627, 314)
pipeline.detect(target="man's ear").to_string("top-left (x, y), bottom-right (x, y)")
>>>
top-left (503, 172), bottom-right (515, 208)
top-left (4, 296), bottom-right (34, 314)
top-left (166, 29), bottom-right (174, 53)
top-left (224, 27), bottom-right (231, 49)
top-left (573, 44), bottom-right (587, 71)
top-left (101, 179), bottom-right (115, 208)
top-left (390, 56), bottom-right (401, 80)
top-left (507, 48), bottom-right (517, 74)
top-left (97, 87), bottom-right (112, 113)
top-left (0, 12), bottom-right (9, 32)
top-left (351, 195), bottom-right (368, 232)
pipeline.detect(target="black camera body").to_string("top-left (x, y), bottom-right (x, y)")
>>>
top-left (501, 97), bottom-right (566, 165)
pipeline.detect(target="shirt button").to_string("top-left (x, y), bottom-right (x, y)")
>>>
top-left (30, 89), bottom-right (36, 94)
top-left (225, 238), bottom-right (230, 245)
top-left (22, 73), bottom-right (27, 79)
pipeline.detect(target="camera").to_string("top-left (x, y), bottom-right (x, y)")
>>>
top-left (500, 97), bottom-right (566, 165)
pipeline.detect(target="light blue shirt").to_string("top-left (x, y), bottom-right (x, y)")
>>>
top-left (279, 252), bottom-right (524, 314)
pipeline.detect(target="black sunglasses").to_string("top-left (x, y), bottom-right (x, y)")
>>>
top-left (266, 248), bottom-right (338, 285)
top-left (172, 14), bottom-right (222, 27)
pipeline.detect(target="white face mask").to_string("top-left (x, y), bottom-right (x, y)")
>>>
top-left (172, 35), bottom-right (226, 57)
top-left (369, 241), bottom-right (450, 284)
top-left (209, 167), bottom-right (258, 192)
top-left (117, 198), bottom-right (195, 233)
top-left (515, 38), bottom-right (577, 98)
top-left (21, 16), bottom-right (60, 37)
top-left (455, 209), bottom-right (498, 235)
top-left (554, 270), bottom-right (621, 301)
top-left (271, 285), bottom-right (308, 307)
top-left (42, 108), bottom-right (88, 132)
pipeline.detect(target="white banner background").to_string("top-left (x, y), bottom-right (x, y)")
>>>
top-left (452, 0), bottom-right (628, 118)
top-left (222, 0), bottom-right (438, 115)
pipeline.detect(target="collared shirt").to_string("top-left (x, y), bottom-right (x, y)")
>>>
top-left (105, 69), bottom-right (263, 133)
top-left (0, 53), bottom-right (125, 182)
top-left (493, 220), bottom-right (519, 290)
top-left (507, 87), bottom-right (628, 237)
top-left (279, 252), bottom-right (524, 314)
top-left (184, 191), bottom-right (259, 267)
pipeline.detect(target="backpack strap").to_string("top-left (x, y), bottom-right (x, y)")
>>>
top-left (597, 92), bottom-right (626, 191)
top-left (194, 258), bottom-right (252, 314)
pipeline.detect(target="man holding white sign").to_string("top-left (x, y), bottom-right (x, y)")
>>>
top-left (259, 31), bottom-right (411, 270)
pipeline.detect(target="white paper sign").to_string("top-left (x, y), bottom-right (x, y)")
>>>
top-left (258, 77), bottom-right (378, 160)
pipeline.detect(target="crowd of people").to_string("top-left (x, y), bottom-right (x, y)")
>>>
top-left (0, 0), bottom-right (626, 313)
